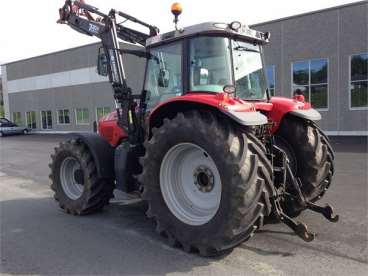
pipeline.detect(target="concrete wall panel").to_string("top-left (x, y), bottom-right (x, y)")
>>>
top-left (5, 42), bottom-right (145, 132)
top-left (253, 1), bottom-right (368, 133)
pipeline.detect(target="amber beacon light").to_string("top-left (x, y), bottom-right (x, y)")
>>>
top-left (171, 2), bottom-right (183, 17)
top-left (171, 3), bottom-right (183, 31)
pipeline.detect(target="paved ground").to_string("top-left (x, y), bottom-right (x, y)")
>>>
top-left (0, 134), bottom-right (367, 275)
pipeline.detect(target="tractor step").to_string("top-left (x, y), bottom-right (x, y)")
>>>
top-left (110, 190), bottom-right (142, 205)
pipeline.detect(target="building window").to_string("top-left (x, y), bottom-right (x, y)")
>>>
top-left (57, 109), bottom-right (70, 124)
top-left (76, 108), bottom-right (89, 125)
top-left (96, 107), bottom-right (111, 121)
top-left (350, 53), bottom-right (368, 109)
top-left (292, 59), bottom-right (328, 109)
top-left (266, 65), bottom-right (275, 96)
top-left (41, 110), bottom-right (53, 129)
top-left (12, 112), bottom-right (22, 125)
top-left (26, 111), bottom-right (37, 129)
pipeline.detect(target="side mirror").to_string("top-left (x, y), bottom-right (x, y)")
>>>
top-left (158, 68), bottom-right (170, 88)
top-left (97, 50), bottom-right (108, 77)
top-left (263, 32), bottom-right (271, 41)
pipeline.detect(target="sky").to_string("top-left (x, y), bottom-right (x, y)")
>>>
top-left (0, 0), bottom-right (363, 66)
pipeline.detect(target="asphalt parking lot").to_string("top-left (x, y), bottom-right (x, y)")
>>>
top-left (0, 134), bottom-right (367, 275)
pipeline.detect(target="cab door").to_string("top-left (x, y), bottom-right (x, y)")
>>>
top-left (144, 41), bottom-right (183, 110)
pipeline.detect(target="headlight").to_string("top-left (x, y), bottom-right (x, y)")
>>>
top-left (223, 85), bottom-right (236, 94)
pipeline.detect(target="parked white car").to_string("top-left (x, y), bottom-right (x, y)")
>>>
top-left (0, 118), bottom-right (30, 137)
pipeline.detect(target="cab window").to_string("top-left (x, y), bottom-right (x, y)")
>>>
top-left (144, 42), bottom-right (182, 109)
top-left (189, 37), bottom-right (233, 93)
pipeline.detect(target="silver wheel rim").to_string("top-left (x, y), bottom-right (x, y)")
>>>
top-left (160, 143), bottom-right (222, 226)
top-left (60, 157), bottom-right (84, 200)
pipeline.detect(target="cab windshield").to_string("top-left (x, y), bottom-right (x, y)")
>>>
top-left (189, 36), bottom-right (267, 99)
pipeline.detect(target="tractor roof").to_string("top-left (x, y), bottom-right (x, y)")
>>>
top-left (145, 22), bottom-right (269, 47)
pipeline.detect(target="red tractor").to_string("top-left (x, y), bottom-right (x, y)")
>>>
top-left (50, 1), bottom-right (338, 256)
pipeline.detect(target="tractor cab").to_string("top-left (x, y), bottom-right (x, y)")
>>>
top-left (143, 21), bottom-right (271, 109)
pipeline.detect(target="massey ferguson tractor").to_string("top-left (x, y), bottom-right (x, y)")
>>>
top-left (50, 1), bottom-right (338, 256)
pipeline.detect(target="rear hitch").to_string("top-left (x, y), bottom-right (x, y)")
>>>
top-left (285, 164), bottom-right (339, 223)
top-left (271, 197), bottom-right (315, 242)
top-left (306, 202), bottom-right (339, 222)
top-left (283, 217), bottom-right (315, 242)
top-left (270, 144), bottom-right (339, 242)
top-left (271, 196), bottom-right (338, 242)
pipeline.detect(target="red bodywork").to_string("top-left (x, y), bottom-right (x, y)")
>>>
top-left (255, 96), bottom-right (311, 132)
top-left (98, 93), bottom-right (312, 147)
top-left (98, 112), bottom-right (128, 146)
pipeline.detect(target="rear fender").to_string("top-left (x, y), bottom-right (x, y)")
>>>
top-left (289, 109), bottom-right (321, 121)
top-left (264, 97), bottom-right (321, 132)
top-left (70, 132), bottom-right (115, 180)
top-left (148, 94), bottom-right (268, 135)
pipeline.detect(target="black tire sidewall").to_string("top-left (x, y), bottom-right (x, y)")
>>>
top-left (53, 147), bottom-right (92, 212)
top-left (277, 115), bottom-right (333, 201)
top-left (146, 121), bottom-right (245, 247)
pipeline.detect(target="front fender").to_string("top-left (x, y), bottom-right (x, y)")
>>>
top-left (69, 132), bottom-right (115, 180)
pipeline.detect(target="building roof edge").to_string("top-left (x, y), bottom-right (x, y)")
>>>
top-left (251, 0), bottom-right (367, 27)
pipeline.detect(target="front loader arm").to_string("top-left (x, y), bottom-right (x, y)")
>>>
top-left (57, 0), bottom-right (158, 143)
top-left (58, 0), bottom-right (158, 45)
top-left (58, 1), bottom-right (131, 130)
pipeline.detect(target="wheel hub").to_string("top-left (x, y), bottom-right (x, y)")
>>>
top-left (60, 157), bottom-right (84, 200)
top-left (193, 166), bottom-right (214, 193)
top-left (74, 169), bottom-right (84, 185)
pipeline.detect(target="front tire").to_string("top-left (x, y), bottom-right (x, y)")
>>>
top-left (49, 139), bottom-right (115, 215)
top-left (139, 111), bottom-right (273, 256)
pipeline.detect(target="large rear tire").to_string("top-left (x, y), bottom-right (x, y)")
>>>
top-left (276, 115), bottom-right (334, 216)
top-left (139, 111), bottom-right (273, 256)
top-left (49, 139), bottom-right (115, 215)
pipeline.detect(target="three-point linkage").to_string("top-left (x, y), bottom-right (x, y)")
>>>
top-left (271, 144), bottom-right (339, 242)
